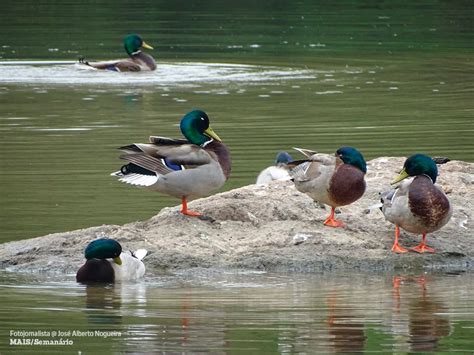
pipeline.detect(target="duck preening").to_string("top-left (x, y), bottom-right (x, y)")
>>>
top-left (381, 154), bottom-right (452, 253)
top-left (256, 151), bottom-right (293, 185)
top-left (289, 146), bottom-right (367, 228)
top-left (76, 238), bottom-right (147, 283)
top-left (79, 34), bottom-right (156, 72)
top-left (111, 110), bottom-right (231, 216)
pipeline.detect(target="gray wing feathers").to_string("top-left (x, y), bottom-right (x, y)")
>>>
top-left (289, 161), bottom-right (312, 181)
top-left (123, 143), bottom-right (212, 165)
top-left (120, 153), bottom-right (172, 175)
top-left (149, 136), bottom-right (188, 145)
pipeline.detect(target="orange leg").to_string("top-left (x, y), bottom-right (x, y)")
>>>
top-left (391, 225), bottom-right (408, 253)
top-left (180, 197), bottom-right (202, 217)
top-left (323, 207), bottom-right (344, 228)
top-left (411, 233), bottom-right (435, 253)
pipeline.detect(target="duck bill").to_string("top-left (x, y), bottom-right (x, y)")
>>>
top-left (113, 256), bottom-right (122, 265)
top-left (141, 41), bottom-right (154, 50)
top-left (391, 168), bottom-right (409, 185)
top-left (204, 127), bottom-right (222, 142)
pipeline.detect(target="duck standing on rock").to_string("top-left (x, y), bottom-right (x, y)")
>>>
top-left (289, 146), bottom-right (367, 227)
top-left (80, 34), bottom-right (156, 72)
top-left (76, 238), bottom-right (147, 283)
top-left (111, 110), bottom-right (231, 216)
top-left (381, 154), bottom-right (452, 253)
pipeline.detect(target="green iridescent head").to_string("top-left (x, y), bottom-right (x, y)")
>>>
top-left (123, 34), bottom-right (153, 56)
top-left (180, 110), bottom-right (222, 146)
top-left (84, 238), bottom-right (122, 265)
top-left (392, 153), bottom-right (438, 184)
top-left (336, 146), bottom-right (367, 173)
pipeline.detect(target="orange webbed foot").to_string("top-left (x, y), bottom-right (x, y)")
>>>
top-left (323, 217), bottom-right (345, 228)
top-left (411, 244), bottom-right (435, 253)
top-left (180, 197), bottom-right (203, 217)
top-left (181, 209), bottom-right (202, 217)
top-left (323, 207), bottom-right (345, 228)
top-left (391, 243), bottom-right (408, 254)
top-left (411, 233), bottom-right (435, 253)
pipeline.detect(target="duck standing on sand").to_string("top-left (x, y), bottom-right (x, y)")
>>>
top-left (111, 110), bottom-right (231, 216)
top-left (80, 34), bottom-right (156, 72)
top-left (289, 146), bottom-right (367, 227)
top-left (76, 238), bottom-right (147, 283)
top-left (256, 151), bottom-right (293, 184)
top-left (381, 154), bottom-right (452, 253)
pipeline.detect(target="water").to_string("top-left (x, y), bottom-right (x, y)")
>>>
top-left (0, 270), bottom-right (473, 353)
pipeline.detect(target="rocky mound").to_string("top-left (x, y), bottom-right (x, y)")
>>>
top-left (0, 157), bottom-right (472, 275)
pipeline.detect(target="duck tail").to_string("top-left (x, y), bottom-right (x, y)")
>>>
top-left (78, 57), bottom-right (90, 66)
top-left (110, 162), bottom-right (158, 187)
top-left (132, 249), bottom-right (148, 261)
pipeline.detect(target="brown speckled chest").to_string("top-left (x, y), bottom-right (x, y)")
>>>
top-left (205, 141), bottom-right (231, 180)
top-left (328, 164), bottom-right (366, 206)
top-left (408, 175), bottom-right (450, 228)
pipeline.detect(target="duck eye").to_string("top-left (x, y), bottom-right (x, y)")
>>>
top-left (200, 117), bottom-right (205, 121)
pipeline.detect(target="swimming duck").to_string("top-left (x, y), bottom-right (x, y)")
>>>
top-left (289, 146), bottom-right (367, 227)
top-left (111, 110), bottom-right (231, 216)
top-left (80, 34), bottom-right (156, 72)
top-left (381, 154), bottom-right (452, 253)
top-left (76, 238), bottom-right (147, 283)
top-left (256, 151), bottom-right (293, 185)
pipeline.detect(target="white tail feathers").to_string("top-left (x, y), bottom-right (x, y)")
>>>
top-left (111, 171), bottom-right (158, 187)
top-left (133, 249), bottom-right (148, 261)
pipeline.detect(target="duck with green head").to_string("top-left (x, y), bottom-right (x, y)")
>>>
top-left (111, 110), bottom-right (231, 216)
top-left (381, 154), bottom-right (452, 253)
top-left (289, 146), bottom-right (367, 227)
top-left (76, 238), bottom-right (147, 283)
top-left (80, 34), bottom-right (156, 72)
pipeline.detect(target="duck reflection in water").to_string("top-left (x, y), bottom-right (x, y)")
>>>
top-left (392, 275), bottom-right (451, 351)
top-left (326, 292), bottom-right (366, 353)
top-left (84, 284), bottom-right (122, 326)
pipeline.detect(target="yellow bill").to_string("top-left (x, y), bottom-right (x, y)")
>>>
top-left (113, 256), bottom-right (122, 265)
top-left (204, 126), bottom-right (222, 142)
top-left (391, 168), bottom-right (410, 185)
top-left (142, 41), bottom-right (154, 50)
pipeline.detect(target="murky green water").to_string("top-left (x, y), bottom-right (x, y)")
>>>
top-left (1, 1), bottom-right (473, 243)
top-left (1, 271), bottom-right (473, 353)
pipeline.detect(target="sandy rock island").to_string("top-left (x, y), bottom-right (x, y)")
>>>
top-left (0, 157), bottom-right (472, 275)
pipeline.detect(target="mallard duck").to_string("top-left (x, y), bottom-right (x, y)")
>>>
top-left (80, 34), bottom-right (156, 72)
top-left (111, 110), bottom-right (231, 216)
top-left (289, 146), bottom-right (367, 227)
top-left (381, 154), bottom-right (452, 253)
top-left (76, 238), bottom-right (147, 283)
top-left (256, 151), bottom-right (293, 184)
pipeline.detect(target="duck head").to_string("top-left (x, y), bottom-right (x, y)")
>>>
top-left (275, 151), bottom-right (293, 165)
top-left (336, 146), bottom-right (367, 173)
top-left (124, 34), bottom-right (154, 56)
top-left (85, 238), bottom-right (122, 265)
top-left (392, 153), bottom-right (438, 184)
top-left (180, 110), bottom-right (222, 146)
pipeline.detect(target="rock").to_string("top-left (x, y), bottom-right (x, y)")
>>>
top-left (0, 157), bottom-right (473, 275)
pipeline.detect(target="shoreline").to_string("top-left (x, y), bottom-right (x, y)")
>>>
top-left (0, 157), bottom-right (472, 275)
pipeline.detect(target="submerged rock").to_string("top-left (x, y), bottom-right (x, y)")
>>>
top-left (0, 157), bottom-right (472, 274)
